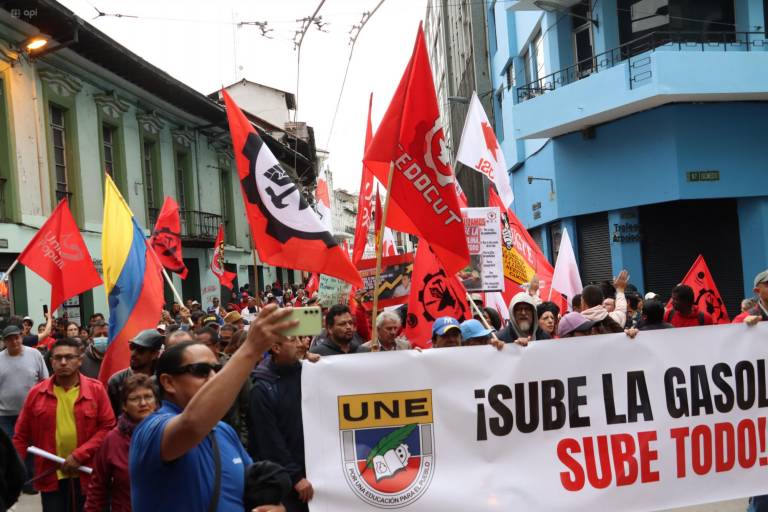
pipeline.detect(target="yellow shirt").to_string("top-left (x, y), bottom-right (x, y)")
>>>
top-left (53, 385), bottom-right (80, 480)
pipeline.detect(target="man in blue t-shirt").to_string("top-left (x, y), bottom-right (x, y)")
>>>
top-left (130, 304), bottom-right (297, 512)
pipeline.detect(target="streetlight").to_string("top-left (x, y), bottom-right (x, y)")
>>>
top-left (527, 175), bottom-right (556, 200)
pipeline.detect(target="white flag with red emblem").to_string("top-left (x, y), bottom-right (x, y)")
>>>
top-left (456, 91), bottom-right (514, 207)
top-left (315, 165), bottom-right (333, 232)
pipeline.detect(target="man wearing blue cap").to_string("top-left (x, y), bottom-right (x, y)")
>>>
top-left (459, 319), bottom-right (494, 346)
top-left (431, 317), bottom-right (462, 348)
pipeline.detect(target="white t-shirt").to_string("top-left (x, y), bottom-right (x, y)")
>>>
top-left (0, 346), bottom-right (48, 416)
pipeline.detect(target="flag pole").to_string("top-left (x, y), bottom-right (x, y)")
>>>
top-left (0, 259), bottom-right (19, 283)
top-left (146, 240), bottom-right (193, 326)
top-left (466, 292), bottom-right (493, 331)
top-left (251, 250), bottom-right (262, 308)
top-left (370, 161), bottom-right (395, 350)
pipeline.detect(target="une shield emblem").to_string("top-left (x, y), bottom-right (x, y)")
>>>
top-left (338, 390), bottom-right (435, 508)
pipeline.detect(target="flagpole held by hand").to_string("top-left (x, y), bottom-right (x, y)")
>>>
top-left (146, 240), bottom-right (193, 326)
top-left (370, 161), bottom-right (395, 350)
top-left (0, 259), bottom-right (18, 283)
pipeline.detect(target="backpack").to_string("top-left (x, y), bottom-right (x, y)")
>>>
top-left (665, 309), bottom-right (705, 325)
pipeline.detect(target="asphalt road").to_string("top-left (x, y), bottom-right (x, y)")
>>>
top-left (8, 495), bottom-right (751, 511)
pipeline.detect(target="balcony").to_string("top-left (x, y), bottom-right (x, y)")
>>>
top-left (148, 208), bottom-right (223, 247)
top-left (512, 31), bottom-right (768, 139)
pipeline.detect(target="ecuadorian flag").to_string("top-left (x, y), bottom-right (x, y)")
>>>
top-left (98, 175), bottom-right (164, 383)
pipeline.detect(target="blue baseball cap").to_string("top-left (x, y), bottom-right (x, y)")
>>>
top-left (431, 317), bottom-right (461, 336)
top-left (459, 319), bottom-right (493, 341)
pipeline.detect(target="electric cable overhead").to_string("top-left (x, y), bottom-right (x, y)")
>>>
top-left (325, 0), bottom-right (387, 149)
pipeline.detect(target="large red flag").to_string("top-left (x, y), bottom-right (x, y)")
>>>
top-left (211, 225), bottom-right (236, 289)
top-left (488, 187), bottom-right (565, 311)
top-left (305, 273), bottom-right (319, 296)
top-left (671, 255), bottom-right (730, 324)
top-left (223, 90), bottom-right (363, 287)
top-left (352, 94), bottom-right (375, 267)
top-left (150, 196), bottom-right (188, 279)
top-left (404, 241), bottom-right (471, 349)
top-left (364, 24), bottom-right (468, 275)
top-left (18, 199), bottom-right (102, 313)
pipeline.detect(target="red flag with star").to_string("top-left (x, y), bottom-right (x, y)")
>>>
top-left (364, 24), bottom-right (468, 275)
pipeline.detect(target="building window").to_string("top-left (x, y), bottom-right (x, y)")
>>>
top-left (572, 4), bottom-right (595, 76)
top-left (493, 90), bottom-right (504, 141)
top-left (142, 140), bottom-right (158, 223)
top-left (532, 29), bottom-right (546, 80)
top-left (521, 48), bottom-right (532, 85)
top-left (505, 63), bottom-right (515, 90)
top-left (102, 124), bottom-right (115, 177)
top-left (50, 105), bottom-right (69, 202)
top-left (219, 164), bottom-right (236, 241)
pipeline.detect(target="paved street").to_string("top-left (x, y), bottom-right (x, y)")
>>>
top-left (8, 495), bottom-right (750, 511)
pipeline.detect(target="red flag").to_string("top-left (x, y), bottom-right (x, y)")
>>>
top-left (488, 187), bottom-right (565, 311)
top-left (223, 90), bottom-right (363, 287)
top-left (364, 24), bottom-right (469, 275)
top-left (374, 186), bottom-right (383, 255)
top-left (18, 200), bottom-right (102, 312)
top-left (211, 225), bottom-right (236, 289)
top-left (150, 196), bottom-right (188, 279)
top-left (352, 94), bottom-right (376, 267)
top-left (305, 273), bottom-right (319, 296)
top-left (671, 255), bottom-right (730, 324)
top-left (404, 241), bottom-right (471, 349)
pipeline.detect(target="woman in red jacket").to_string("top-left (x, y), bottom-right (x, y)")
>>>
top-left (85, 374), bottom-right (157, 512)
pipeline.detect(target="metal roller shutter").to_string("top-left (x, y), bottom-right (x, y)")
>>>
top-left (640, 199), bottom-right (744, 317)
top-left (577, 213), bottom-right (613, 285)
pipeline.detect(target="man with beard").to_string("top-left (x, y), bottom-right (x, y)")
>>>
top-left (497, 292), bottom-right (551, 345)
top-left (310, 305), bottom-right (369, 356)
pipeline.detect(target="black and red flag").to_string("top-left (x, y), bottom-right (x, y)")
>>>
top-left (222, 90), bottom-right (363, 287)
top-left (149, 196), bottom-right (188, 279)
top-left (669, 255), bottom-right (730, 324)
top-left (211, 224), bottom-right (236, 289)
top-left (363, 24), bottom-right (468, 275)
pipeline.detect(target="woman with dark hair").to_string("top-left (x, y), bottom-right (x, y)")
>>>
top-left (65, 322), bottom-right (80, 339)
top-left (85, 374), bottom-right (158, 512)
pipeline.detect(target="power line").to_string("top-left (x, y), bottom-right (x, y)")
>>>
top-left (325, 0), bottom-right (387, 149)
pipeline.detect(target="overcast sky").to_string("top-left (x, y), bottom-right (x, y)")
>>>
top-left (59, 0), bottom-right (428, 194)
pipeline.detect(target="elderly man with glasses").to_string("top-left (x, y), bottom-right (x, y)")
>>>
top-left (130, 304), bottom-right (296, 512)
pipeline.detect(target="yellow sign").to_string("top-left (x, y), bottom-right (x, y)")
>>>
top-left (502, 246), bottom-right (535, 285)
top-left (338, 390), bottom-right (433, 430)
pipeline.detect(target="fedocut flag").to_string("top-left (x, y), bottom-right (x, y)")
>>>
top-left (404, 241), bottom-right (471, 349)
top-left (456, 91), bottom-right (514, 207)
top-left (18, 199), bottom-right (102, 313)
top-left (363, 24), bottom-right (468, 276)
top-left (100, 174), bottom-right (164, 383)
top-left (672, 254), bottom-right (730, 324)
top-left (211, 224), bottom-right (237, 289)
top-left (149, 196), bottom-right (188, 279)
top-left (222, 90), bottom-right (362, 287)
top-left (549, 228), bottom-right (583, 309)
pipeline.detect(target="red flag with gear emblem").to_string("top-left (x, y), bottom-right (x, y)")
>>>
top-left (404, 240), bottom-right (471, 349)
top-left (364, 23), bottom-right (468, 276)
top-left (668, 255), bottom-right (730, 324)
top-left (223, 90), bottom-right (362, 287)
top-left (150, 196), bottom-right (188, 279)
top-left (211, 224), bottom-right (236, 289)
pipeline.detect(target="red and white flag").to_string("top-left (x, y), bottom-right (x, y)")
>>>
top-left (404, 241), bottom-right (471, 349)
top-left (456, 91), bottom-right (514, 207)
top-left (315, 164), bottom-right (333, 232)
top-left (374, 188), bottom-right (398, 257)
top-left (211, 224), bottom-right (236, 289)
top-left (18, 199), bottom-right (102, 312)
top-left (223, 90), bottom-right (362, 287)
top-left (550, 228), bottom-right (582, 308)
top-left (364, 24), bottom-right (468, 276)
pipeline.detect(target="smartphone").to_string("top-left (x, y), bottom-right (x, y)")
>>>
top-left (43, 304), bottom-right (48, 316)
top-left (281, 306), bottom-right (322, 337)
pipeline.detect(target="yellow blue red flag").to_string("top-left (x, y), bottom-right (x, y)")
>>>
top-left (99, 175), bottom-right (164, 383)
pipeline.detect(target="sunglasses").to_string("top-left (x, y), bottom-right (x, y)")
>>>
top-left (166, 362), bottom-right (223, 378)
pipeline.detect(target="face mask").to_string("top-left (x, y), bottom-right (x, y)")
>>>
top-left (92, 337), bottom-right (109, 353)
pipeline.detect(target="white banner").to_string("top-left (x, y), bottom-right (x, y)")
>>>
top-left (459, 207), bottom-right (503, 293)
top-left (303, 323), bottom-right (768, 511)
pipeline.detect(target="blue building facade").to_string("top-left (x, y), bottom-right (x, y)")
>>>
top-left (486, 0), bottom-right (768, 315)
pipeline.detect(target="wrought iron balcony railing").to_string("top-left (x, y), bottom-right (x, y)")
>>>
top-left (147, 207), bottom-right (223, 243)
top-left (517, 30), bottom-right (768, 103)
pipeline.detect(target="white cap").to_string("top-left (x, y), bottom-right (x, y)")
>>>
top-left (644, 292), bottom-right (658, 300)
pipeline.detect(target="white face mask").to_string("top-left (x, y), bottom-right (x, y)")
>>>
top-left (92, 336), bottom-right (108, 353)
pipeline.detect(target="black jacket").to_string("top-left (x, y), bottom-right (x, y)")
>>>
top-left (248, 360), bottom-right (306, 485)
top-left (497, 323), bottom-right (551, 343)
top-left (309, 332), bottom-right (370, 356)
top-left (0, 426), bottom-right (24, 512)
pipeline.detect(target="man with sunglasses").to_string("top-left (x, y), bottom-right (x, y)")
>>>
top-left (106, 329), bottom-right (164, 417)
top-left (130, 304), bottom-right (296, 512)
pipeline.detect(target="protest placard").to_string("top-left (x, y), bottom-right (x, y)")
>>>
top-left (318, 274), bottom-right (352, 306)
top-left (458, 207), bottom-right (503, 293)
top-left (357, 253), bottom-right (415, 308)
top-left (303, 323), bottom-right (768, 511)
